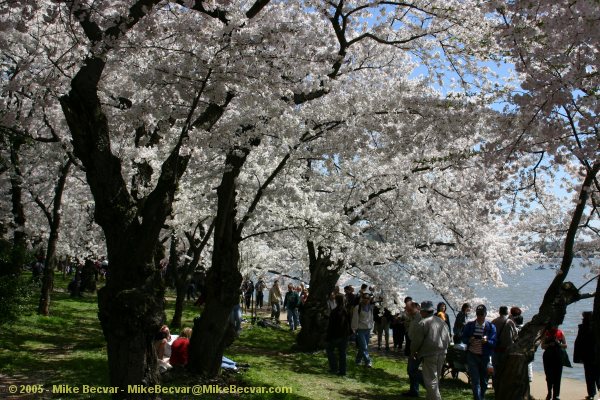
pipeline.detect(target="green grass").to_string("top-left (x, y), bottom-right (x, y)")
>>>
top-left (0, 286), bottom-right (108, 387)
top-left (0, 279), bottom-right (473, 399)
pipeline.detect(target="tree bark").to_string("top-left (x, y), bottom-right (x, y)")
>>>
top-left (296, 241), bottom-right (343, 351)
top-left (170, 223), bottom-right (212, 329)
top-left (7, 135), bottom-right (27, 276)
top-left (495, 162), bottom-right (600, 400)
top-left (38, 244), bottom-right (55, 316)
top-left (171, 278), bottom-right (188, 329)
top-left (59, 56), bottom-right (181, 397)
top-left (54, 2), bottom-right (232, 395)
top-left (38, 160), bottom-right (72, 316)
top-left (98, 261), bottom-right (164, 397)
top-left (188, 151), bottom-right (246, 377)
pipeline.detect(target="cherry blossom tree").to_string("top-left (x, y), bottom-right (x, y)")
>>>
top-left (488, 1), bottom-right (599, 398)
top-left (2, 0), bottom-right (267, 391)
top-left (2, 0), bottom-right (582, 394)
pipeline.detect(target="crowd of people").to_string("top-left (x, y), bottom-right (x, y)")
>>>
top-left (147, 275), bottom-right (599, 400)
top-left (271, 280), bottom-right (598, 400)
top-left (28, 255), bottom-right (106, 297)
top-left (323, 286), bottom-right (598, 400)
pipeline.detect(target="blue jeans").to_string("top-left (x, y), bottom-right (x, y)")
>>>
top-left (286, 307), bottom-right (299, 330)
top-left (467, 352), bottom-right (490, 400)
top-left (326, 337), bottom-right (348, 375)
top-left (407, 355), bottom-right (424, 394)
top-left (355, 329), bottom-right (372, 366)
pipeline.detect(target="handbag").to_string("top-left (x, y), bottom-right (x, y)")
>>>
top-left (560, 348), bottom-right (573, 368)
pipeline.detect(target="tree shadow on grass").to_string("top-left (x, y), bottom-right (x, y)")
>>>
top-left (0, 291), bottom-right (108, 391)
top-left (231, 334), bottom-right (410, 399)
top-left (232, 325), bottom-right (295, 353)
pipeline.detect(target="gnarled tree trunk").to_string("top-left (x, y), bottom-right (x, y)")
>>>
top-left (8, 135), bottom-right (27, 276)
top-left (496, 162), bottom-right (600, 400)
top-left (188, 150), bottom-right (245, 377)
top-left (60, 54), bottom-right (191, 397)
top-left (38, 159), bottom-right (72, 316)
top-left (98, 244), bottom-right (165, 397)
top-left (296, 241), bottom-right (343, 351)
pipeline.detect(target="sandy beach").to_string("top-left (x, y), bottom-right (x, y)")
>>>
top-left (529, 371), bottom-right (590, 400)
top-left (455, 369), bottom-right (589, 399)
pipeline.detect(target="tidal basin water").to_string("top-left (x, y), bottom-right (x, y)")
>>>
top-left (402, 260), bottom-right (598, 382)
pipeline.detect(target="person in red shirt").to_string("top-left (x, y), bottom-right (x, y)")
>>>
top-left (170, 327), bottom-right (192, 367)
top-left (541, 325), bottom-right (568, 400)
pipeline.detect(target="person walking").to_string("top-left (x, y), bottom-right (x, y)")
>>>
top-left (351, 292), bottom-right (374, 367)
top-left (391, 311), bottom-right (406, 352)
top-left (541, 324), bottom-right (568, 400)
top-left (255, 278), bottom-right (266, 308)
top-left (326, 294), bottom-right (351, 376)
top-left (374, 298), bottom-right (391, 351)
top-left (453, 302), bottom-right (471, 344)
top-left (404, 296), bottom-right (414, 356)
top-left (462, 304), bottom-right (497, 400)
top-left (491, 306), bottom-right (518, 391)
top-left (403, 300), bottom-right (424, 398)
top-left (574, 311), bottom-right (599, 400)
top-left (410, 301), bottom-right (451, 400)
top-left (283, 283), bottom-right (300, 330)
top-left (269, 280), bottom-right (282, 323)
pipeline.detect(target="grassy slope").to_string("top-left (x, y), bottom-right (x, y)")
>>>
top-left (0, 278), bottom-right (472, 399)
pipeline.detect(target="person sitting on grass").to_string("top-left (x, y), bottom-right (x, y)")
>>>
top-left (154, 325), bottom-right (172, 373)
top-left (170, 327), bottom-right (192, 367)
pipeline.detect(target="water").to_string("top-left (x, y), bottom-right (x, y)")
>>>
top-left (397, 261), bottom-right (598, 381)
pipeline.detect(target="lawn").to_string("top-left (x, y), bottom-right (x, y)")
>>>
top-left (0, 278), bottom-right (473, 399)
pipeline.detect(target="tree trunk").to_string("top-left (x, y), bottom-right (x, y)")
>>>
top-left (170, 224), bottom-right (211, 329)
top-left (188, 151), bottom-right (245, 377)
top-left (593, 272), bottom-right (600, 367)
top-left (38, 244), bottom-right (55, 316)
top-left (7, 136), bottom-right (27, 277)
top-left (58, 7), bottom-right (229, 391)
top-left (97, 238), bottom-right (166, 399)
top-left (60, 56), bottom-right (174, 397)
top-left (296, 241), bottom-right (342, 351)
top-left (171, 279), bottom-right (187, 329)
top-left (38, 160), bottom-right (71, 316)
top-left (98, 272), bottom-right (164, 398)
top-left (496, 162), bottom-right (599, 400)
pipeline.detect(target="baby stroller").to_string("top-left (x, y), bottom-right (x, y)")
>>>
top-left (443, 343), bottom-right (470, 381)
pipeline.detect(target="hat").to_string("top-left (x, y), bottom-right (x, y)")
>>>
top-left (420, 301), bottom-right (435, 312)
top-left (476, 304), bottom-right (487, 315)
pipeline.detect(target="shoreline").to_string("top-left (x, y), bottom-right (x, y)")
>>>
top-left (530, 371), bottom-right (588, 400)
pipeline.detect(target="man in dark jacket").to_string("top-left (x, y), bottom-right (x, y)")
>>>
top-left (574, 311), bottom-right (599, 400)
top-left (326, 294), bottom-right (350, 376)
top-left (462, 304), bottom-right (497, 400)
top-left (283, 284), bottom-right (300, 330)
